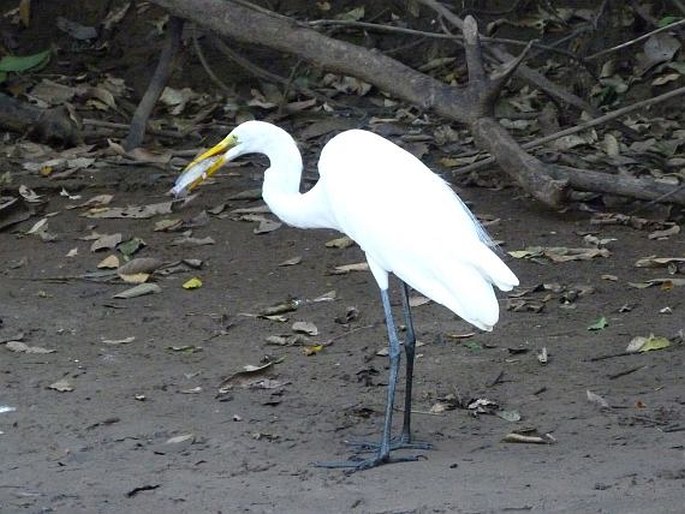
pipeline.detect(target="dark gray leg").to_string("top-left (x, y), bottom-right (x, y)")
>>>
top-left (315, 288), bottom-right (423, 470)
top-left (399, 280), bottom-right (416, 442)
top-left (397, 281), bottom-right (431, 449)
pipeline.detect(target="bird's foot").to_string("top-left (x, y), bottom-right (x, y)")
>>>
top-left (314, 451), bottom-right (426, 472)
top-left (345, 433), bottom-right (432, 452)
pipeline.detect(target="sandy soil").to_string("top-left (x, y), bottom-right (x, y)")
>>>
top-left (1, 166), bottom-right (683, 513)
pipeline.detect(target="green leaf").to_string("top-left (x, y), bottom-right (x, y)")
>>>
top-left (638, 335), bottom-right (671, 353)
top-left (508, 249), bottom-right (534, 259)
top-left (182, 277), bottom-right (203, 290)
top-left (336, 6), bottom-right (364, 21)
top-left (657, 16), bottom-right (680, 27)
top-left (464, 340), bottom-right (482, 351)
top-left (0, 49), bottom-right (51, 72)
top-left (496, 409), bottom-right (522, 422)
top-left (118, 237), bottom-right (145, 258)
top-left (587, 316), bottom-right (608, 331)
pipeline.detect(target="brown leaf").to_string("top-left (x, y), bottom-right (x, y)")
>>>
top-left (329, 262), bottom-right (370, 275)
top-left (647, 225), bottom-right (680, 240)
top-left (48, 379), bottom-right (74, 392)
top-left (117, 257), bottom-right (164, 276)
top-left (97, 255), bottom-right (120, 269)
top-left (90, 233), bottom-right (122, 252)
top-left (84, 202), bottom-right (172, 219)
top-left (5, 341), bottom-right (55, 354)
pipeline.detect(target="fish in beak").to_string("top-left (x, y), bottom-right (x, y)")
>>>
top-left (170, 134), bottom-right (237, 197)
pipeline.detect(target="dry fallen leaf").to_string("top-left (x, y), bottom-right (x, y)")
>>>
top-left (311, 290), bottom-right (337, 303)
top-left (626, 334), bottom-right (671, 353)
top-left (5, 341), bottom-right (56, 354)
top-left (182, 277), bottom-right (203, 289)
top-left (98, 255), bottom-right (120, 269)
top-left (112, 283), bottom-right (162, 299)
top-left (586, 390), bottom-right (610, 408)
top-left (325, 236), bottom-right (354, 249)
top-left (117, 257), bottom-right (163, 276)
top-left (502, 431), bottom-right (556, 444)
top-left (255, 217), bottom-right (282, 234)
top-left (68, 194), bottom-right (114, 209)
top-left (91, 233), bottom-right (122, 252)
top-left (292, 321), bottom-right (318, 336)
top-left (84, 201), bottom-right (172, 219)
top-left (166, 434), bottom-right (195, 445)
top-left (648, 225), bottom-right (680, 240)
top-left (509, 246), bottom-right (610, 262)
top-left (218, 359), bottom-right (283, 392)
top-left (48, 379), bottom-right (74, 392)
top-left (119, 273), bottom-right (150, 284)
top-left (154, 218), bottom-right (183, 232)
top-left (170, 235), bottom-right (216, 246)
top-left (634, 255), bottom-right (685, 268)
top-left (278, 255), bottom-right (302, 266)
top-left (26, 217), bottom-right (48, 234)
top-left (303, 344), bottom-right (324, 356)
top-left (409, 294), bottom-right (431, 307)
top-left (19, 185), bottom-right (43, 203)
top-left (330, 262), bottom-right (370, 275)
top-left (101, 336), bottom-right (135, 345)
top-left (628, 278), bottom-right (685, 289)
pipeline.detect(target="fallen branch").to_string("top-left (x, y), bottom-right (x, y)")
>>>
top-left (0, 92), bottom-right (81, 145)
top-left (552, 166), bottom-right (685, 205)
top-left (123, 16), bottom-right (184, 151)
top-left (148, 0), bottom-right (568, 207)
top-left (456, 85), bottom-right (685, 172)
top-left (418, 0), bottom-right (603, 118)
top-left (454, 86), bottom-right (685, 206)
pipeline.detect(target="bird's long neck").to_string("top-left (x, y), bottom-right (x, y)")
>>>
top-left (260, 133), bottom-right (332, 230)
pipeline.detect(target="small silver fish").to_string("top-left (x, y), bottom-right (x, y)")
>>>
top-left (170, 155), bottom-right (222, 197)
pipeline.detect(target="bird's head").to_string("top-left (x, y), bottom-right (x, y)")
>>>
top-left (170, 121), bottom-right (272, 197)
top-left (171, 121), bottom-right (298, 197)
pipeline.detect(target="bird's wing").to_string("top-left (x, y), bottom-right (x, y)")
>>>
top-left (318, 130), bottom-right (518, 330)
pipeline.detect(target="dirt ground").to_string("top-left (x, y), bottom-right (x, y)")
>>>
top-left (1, 1), bottom-right (684, 512)
top-left (1, 167), bottom-right (683, 513)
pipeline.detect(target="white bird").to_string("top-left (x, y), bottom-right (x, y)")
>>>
top-left (172, 120), bottom-right (519, 470)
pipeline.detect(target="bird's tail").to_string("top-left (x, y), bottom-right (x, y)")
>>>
top-left (472, 244), bottom-right (519, 292)
top-left (397, 243), bottom-right (518, 332)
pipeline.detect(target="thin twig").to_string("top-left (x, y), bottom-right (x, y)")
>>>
top-left (209, 35), bottom-right (366, 115)
top-left (211, 35), bottom-right (291, 87)
top-left (608, 365), bottom-right (646, 380)
top-left (308, 18), bottom-right (580, 60)
top-left (670, 0), bottom-right (685, 15)
top-left (628, 183), bottom-right (685, 214)
top-left (587, 352), bottom-right (633, 362)
top-left (452, 85), bottom-right (685, 175)
top-left (192, 30), bottom-right (234, 93)
top-left (325, 324), bottom-right (376, 345)
top-left (586, 18), bottom-right (685, 61)
top-left (83, 118), bottom-right (191, 139)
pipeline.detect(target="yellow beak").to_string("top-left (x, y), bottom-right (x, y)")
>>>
top-left (172, 134), bottom-right (237, 196)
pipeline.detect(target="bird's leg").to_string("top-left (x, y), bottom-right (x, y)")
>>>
top-left (315, 288), bottom-right (424, 470)
top-left (376, 287), bottom-right (401, 459)
top-left (399, 280), bottom-right (416, 442)
top-left (346, 283), bottom-right (431, 453)
top-left (395, 281), bottom-right (431, 450)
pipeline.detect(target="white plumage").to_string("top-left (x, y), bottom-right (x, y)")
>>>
top-left (173, 120), bottom-right (519, 469)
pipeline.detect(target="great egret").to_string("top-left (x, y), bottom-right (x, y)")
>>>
top-left (172, 120), bottom-right (519, 470)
